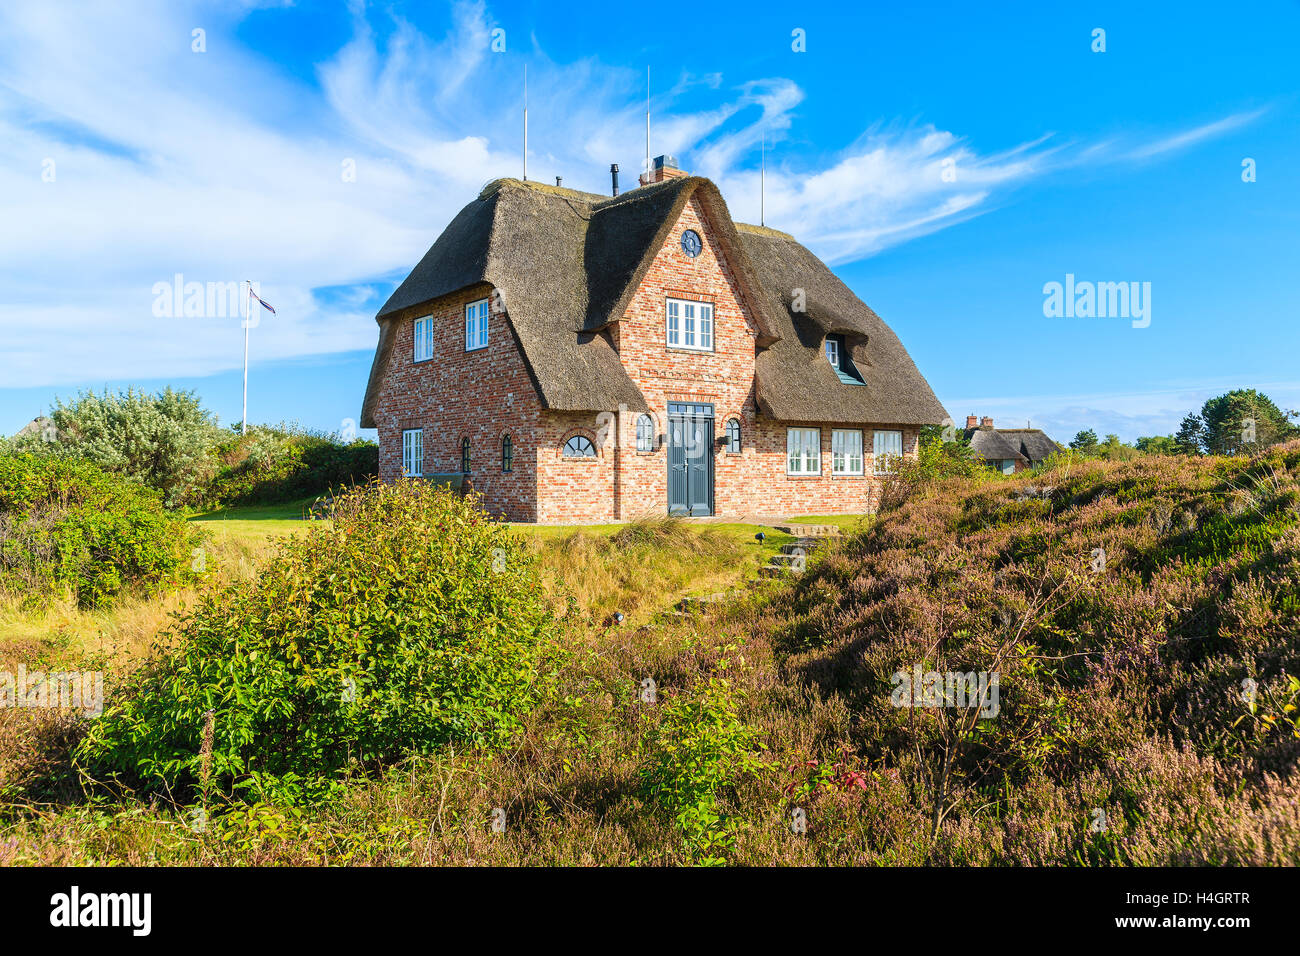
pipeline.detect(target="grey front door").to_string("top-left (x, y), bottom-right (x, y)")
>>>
top-left (667, 402), bottom-right (714, 516)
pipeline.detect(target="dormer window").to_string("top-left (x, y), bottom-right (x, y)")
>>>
top-left (825, 336), bottom-right (841, 368)
top-left (825, 334), bottom-right (865, 385)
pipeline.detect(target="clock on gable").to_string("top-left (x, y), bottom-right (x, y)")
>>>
top-left (680, 229), bottom-right (702, 258)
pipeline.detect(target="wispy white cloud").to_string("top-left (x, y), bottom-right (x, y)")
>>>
top-left (0, 0), bottom-right (1269, 390)
top-left (1125, 108), bottom-right (1267, 161)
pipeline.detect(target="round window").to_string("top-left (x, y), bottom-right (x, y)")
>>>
top-left (680, 229), bottom-right (702, 258)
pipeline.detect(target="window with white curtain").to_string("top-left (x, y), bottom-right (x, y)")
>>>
top-left (465, 298), bottom-right (489, 351)
top-left (401, 429), bottom-right (423, 477)
top-left (413, 316), bottom-right (434, 362)
top-left (786, 428), bottom-right (821, 475)
top-left (873, 429), bottom-right (903, 475)
top-left (666, 298), bottom-right (713, 351)
top-left (832, 429), bottom-right (863, 475)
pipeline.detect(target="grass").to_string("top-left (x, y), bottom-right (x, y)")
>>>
top-left (522, 517), bottom-right (798, 625)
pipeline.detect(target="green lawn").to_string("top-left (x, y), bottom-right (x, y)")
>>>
top-left (188, 497), bottom-right (323, 547)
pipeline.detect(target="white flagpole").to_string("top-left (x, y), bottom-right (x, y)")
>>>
top-left (242, 281), bottom-right (250, 436)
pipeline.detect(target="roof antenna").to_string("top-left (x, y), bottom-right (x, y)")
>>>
top-left (522, 65), bottom-right (528, 182)
top-left (645, 65), bottom-right (650, 184)
top-left (760, 129), bottom-right (766, 226)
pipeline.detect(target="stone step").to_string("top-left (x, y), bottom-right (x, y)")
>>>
top-left (773, 523), bottom-right (843, 538)
top-left (780, 539), bottom-right (821, 555)
top-left (760, 562), bottom-right (803, 578)
top-left (769, 552), bottom-right (807, 565)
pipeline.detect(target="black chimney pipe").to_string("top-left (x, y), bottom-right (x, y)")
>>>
top-left (610, 163), bottom-right (619, 196)
top-left (556, 176), bottom-right (562, 187)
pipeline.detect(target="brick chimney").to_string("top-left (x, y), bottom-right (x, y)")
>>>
top-left (965, 414), bottom-right (978, 429)
top-left (980, 416), bottom-right (994, 429)
top-left (639, 154), bottom-right (687, 185)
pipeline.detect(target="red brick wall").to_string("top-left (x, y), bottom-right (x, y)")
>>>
top-left (371, 283), bottom-right (542, 522)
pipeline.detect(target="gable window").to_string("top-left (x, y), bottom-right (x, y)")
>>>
top-left (636, 414), bottom-right (655, 452)
top-left (825, 337), bottom-right (840, 368)
top-left (501, 435), bottom-right (513, 472)
top-left (465, 298), bottom-right (489, 351)
top-left (461, 436), bottom-right (471, 473)
top-left (563, 435), bottom-right (596, 458)
top-left (665, 298), bottom-right (713, 351)
top-left (786, 427), bottom-right (821, 475)
top-left (832, 429), bottom-right (863, 475)
top-left (413, 316), bottom-right (434, 362)
top-left (401, 428), bottom-right (423, 477)
top-left (725, 418), bottom-right (741, 454)
top-left (873, 429), bottom-right (903, 475)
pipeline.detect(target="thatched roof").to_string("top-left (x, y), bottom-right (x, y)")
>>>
top-left (996, 428), bottom-right (1062, 464)
top-left (737, 225), bottom-right (947, 425)
top-left (362, 176), bottom-right (946, 428)
top-left (965, 427), bottom-right (1029, 463)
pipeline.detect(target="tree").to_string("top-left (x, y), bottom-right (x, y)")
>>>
top-left (1135, 435), bottom-right (1178, 455)
top-left (1174, 414), bottom-right (1205, 456)
top-left (1069, 429), bottom-right (1099, 452)
top-left (1199, 389), bottom-right (1298, 456)
top-left (43, 387), bottom-right (219, 507)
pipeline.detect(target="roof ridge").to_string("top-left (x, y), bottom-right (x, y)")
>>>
top-left (734, 222), bottom-right (795, 240)
top-left (478, 177), bottom-right (609, 203)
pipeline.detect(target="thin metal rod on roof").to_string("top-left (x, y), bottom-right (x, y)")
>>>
top-left (523, 65), bottom-right (528, 181)
top-left (760, 129), bottom-right (766, 226)
top-left (645, 66), bottom-right (650, 183)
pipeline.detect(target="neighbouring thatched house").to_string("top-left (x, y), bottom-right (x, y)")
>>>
top-left (963, 415), bottom-right (1061, 474)
top-left (362, 155), bottom-right (947, 522)
top-left (12, 416), bottom-right (54, 443)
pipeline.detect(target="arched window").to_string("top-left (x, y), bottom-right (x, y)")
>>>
top-left (636, 414), bottom-right (655, 452)
top-left (725, 418), bottom-right (741, 453)
top-left (460, 436), bottom-right (471, 473)
top-left (562, 435), bottom-right (596, 458)
top-left (501, 434), bottom-right (513, 472)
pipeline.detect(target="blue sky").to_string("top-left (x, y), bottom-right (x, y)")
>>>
top-left (2, 0), bottom-right (1297, 442)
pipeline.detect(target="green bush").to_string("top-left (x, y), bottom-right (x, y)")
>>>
top-left (77, 480), bottom-right (559, 804)
top-left (0, 453), bottom-right (198, 608)
top-left (33, 387), bottom-right (220, 508)
top-left (879, 426), bottom-right (991, 510)
top-left (206, 425), bottom-right (377, 507)
top-left (640, 677), bottom-right (764, 865)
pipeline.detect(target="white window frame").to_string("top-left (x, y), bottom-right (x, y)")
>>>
top-left (832, 429), bottom-right (863, 476)
top-left (873, 429), bottom-right (903, 476)
top-left (465, 298), bottom-right (489, 351)
top-left (825, 337), bottom-right (840, 368)
top-left (401, 428), bottom-right (424, 477)
top-left (665, 297), bottom-right (713, 351)
top-left (786, 427), bottom-right (821, 475)
top-left (413, 316), bottom-right (434, 362)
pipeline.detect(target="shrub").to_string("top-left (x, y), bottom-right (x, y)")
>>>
top-left (77, 480), bottom-right (559, 804)
top-left (32, 387), bottom-right (220, 508)
top-left (768, 439), bottom-right (1300, 862)
top-left (0, 453), bottom-right (198, 608)
top-left (206, 425), bottom-right (377, 507)
top-left (640, 677), bottom-right (764, 865)
top-left (878, 427), bottom-right (990, 510)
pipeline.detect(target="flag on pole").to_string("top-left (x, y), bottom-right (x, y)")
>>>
top-left (248, 284), bottom-right (276, 314)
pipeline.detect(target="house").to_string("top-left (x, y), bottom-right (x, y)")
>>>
top-left (361, 156), bottom-right (947, 523)
top-left (962, 415), bottom-right (1061, 474)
